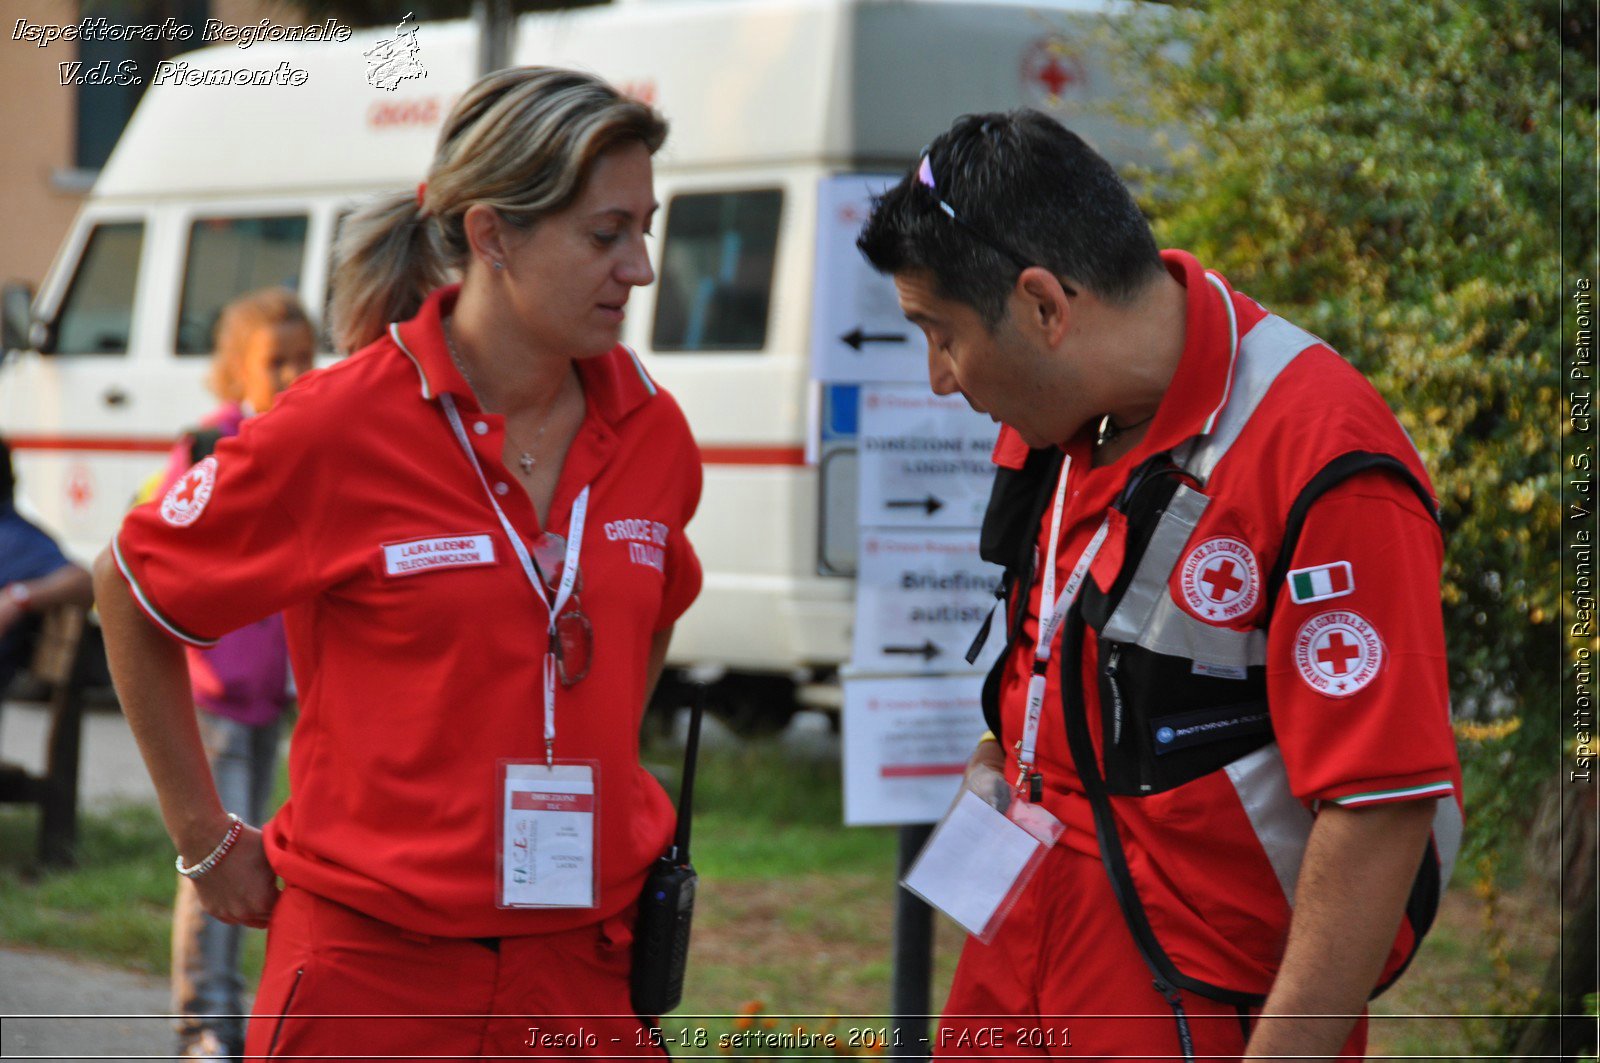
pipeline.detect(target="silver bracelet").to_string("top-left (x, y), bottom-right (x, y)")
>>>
top-left (175, 813), bottom-right (245, 880)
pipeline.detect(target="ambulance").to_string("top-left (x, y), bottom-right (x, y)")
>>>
top-left (0, 0), bottom-right (1157, 727)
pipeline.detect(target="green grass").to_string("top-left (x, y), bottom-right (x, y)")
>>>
top-left (0, 739), bottom-right (889, 977)
top-left (0, 736), bottom-right (1561, 1059)
top-left (0, 801), bottom-right (251, 976)
top-left (645, 737), bottom-right (898, 881)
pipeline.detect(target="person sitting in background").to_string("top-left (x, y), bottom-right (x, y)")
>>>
top-left (0, 439), bottom-right (94, 699)
top-left (159, 288), bottom-right (315, 1061)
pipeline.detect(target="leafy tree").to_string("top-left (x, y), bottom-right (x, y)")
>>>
top-left (1114, 0), bottom-right (1586, 824)
top-left (1107, 1), bottom-right (1594, 1050)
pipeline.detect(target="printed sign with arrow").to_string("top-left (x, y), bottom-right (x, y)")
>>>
top-left (858, 385), bottom-right (1000, 529)
top-left (811, 175), bottom-right (928, 383)
top-left (851, 530), bottom-right (1003, 675)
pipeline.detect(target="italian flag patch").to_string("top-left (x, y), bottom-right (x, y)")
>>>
top-left (1288, 561), bottom-right (1353, 604)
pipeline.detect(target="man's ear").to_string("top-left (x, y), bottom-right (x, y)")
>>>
top-left (463, 204), bottom-right (512, 271)
top-left (1015, 266), bottom-right (1073, 346)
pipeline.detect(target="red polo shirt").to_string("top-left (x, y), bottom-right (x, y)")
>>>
top-left (990, 250), bottom-right (1461, 991)
top-left (116, 285), bottom-right (703, 937)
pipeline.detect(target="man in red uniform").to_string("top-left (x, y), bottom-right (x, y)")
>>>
top-left (858, 112), bottom-right (1461, 1061)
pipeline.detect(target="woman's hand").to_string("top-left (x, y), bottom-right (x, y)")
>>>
top-left (93, 549), bottom-right (279, 927)
top-left (192, 825), bottom-right (280, 929)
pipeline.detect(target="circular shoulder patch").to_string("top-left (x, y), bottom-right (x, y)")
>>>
top-left (1294, 610), bottom-right (1385, 698)
top-left (159, 457), bottom-right (218, 528)
top-left (1179, 536), bottom-right (1260, 621)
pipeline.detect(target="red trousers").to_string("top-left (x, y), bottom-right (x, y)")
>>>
top-left (244, 886), bottom-right (665, 1061)
top-left (935, 845), bottom-right (1367, 1062)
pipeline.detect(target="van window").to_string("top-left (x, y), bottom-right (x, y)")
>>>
top-left (652, 190), bottom-right (782, 352)
top-left (53, 221), bottom-right (144, 355)
top-left (175, 215), bottom-right (310, 355)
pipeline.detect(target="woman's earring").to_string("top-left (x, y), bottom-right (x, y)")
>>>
top-left (492, 261), bottom-right (504, 271)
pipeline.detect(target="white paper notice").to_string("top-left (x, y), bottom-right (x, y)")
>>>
top-left (500, 763), bottom-right (597, 909)
top-left (842, 674), bottom-right (988, 825)
top-left (901, 790), bottom-right (1043, 937)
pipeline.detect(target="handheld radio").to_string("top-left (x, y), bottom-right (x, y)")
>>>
top-left (630, 685), bottom-right (704, 1018)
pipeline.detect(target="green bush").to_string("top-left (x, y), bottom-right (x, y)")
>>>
top-left (1109, 0), bottom-right (1593, 864)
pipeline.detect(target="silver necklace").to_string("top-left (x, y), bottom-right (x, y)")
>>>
top-left (1095, 410), bottom-right (1155, 448)
top-left (443, 319), bottom-right (545, 475)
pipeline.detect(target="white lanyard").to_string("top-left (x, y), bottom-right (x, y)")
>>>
top-left (1014, 273), bottom-right (1235, 786)
top-left (441, 394), bottom-right (587, 764)
top-left (1018, 454), bottom-right (1111, 783)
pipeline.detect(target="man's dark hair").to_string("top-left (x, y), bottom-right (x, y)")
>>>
top-left (0, 439), bottom-right (13, 501)
top-left (857, 109), bottom-right (1164, 325)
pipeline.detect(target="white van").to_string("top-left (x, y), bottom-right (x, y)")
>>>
top-left (0, 0), bottom-right (1155, 726)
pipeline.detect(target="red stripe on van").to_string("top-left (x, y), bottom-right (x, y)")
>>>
top-left (9, 437), bottom-right (809, 466)
top-left (5, 435), bottom-right (173, 454)
top-left (879, 763), bottom-right (967, 779)
top-left (699, 446), bottom-right (806, 466)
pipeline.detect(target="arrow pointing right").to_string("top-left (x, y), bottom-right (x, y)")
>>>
top-left (883, 640), bottom-right (942, 662)
top-left (886, 495), bottom-right (946, 516)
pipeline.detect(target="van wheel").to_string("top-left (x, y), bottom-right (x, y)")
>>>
top-left (709, 675), bottom-right (798, 738)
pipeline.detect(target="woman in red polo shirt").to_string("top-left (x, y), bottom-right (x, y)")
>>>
top-left (94, 67), bottom-right (702, 1059)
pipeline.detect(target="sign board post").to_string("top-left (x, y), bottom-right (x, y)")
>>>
top-left (813, 173), bottom-right (1006, 1059)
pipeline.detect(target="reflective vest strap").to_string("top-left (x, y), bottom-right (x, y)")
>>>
top-left (1101, 483), bottom-right (1208, 643)
top-left (1430, 797), bottom-right (1464, 886)
top-left (1183, 315), bottom-right (1325, 484)
top-left (1100, 483), bottom-right (1268, 670)
top-left (1223, 743), bottom-right (1314, 904)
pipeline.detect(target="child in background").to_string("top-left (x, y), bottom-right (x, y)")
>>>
top-left (162, 289), bottom-right (315, 1061)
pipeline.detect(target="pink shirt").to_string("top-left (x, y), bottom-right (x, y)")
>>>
top-left (158, 402), bottom-right (292, 727)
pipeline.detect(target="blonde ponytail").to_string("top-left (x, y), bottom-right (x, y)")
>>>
top-left (328, 191), bottom-right (454, 354)
top-left (326, 67), bottom-right (667, 354)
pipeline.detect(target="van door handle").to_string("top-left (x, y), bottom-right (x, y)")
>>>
top-left (102, 387), bottom-right (128, 407)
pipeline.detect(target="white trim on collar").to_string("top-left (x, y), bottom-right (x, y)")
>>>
top-left (389, 322), bottom-right (433, 400)
top-left (621, 344), bottom-right (657, 397)
top-left (1199, 271), bottom-right (1240, 437)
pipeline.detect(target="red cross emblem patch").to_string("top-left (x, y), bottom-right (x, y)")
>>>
top-left (1294, 610), bottom-right (1384, 697)
top-left (1179, 537), bottom-right (1260, 622)
top-left (160, 456), bottom-right (218, 528)
top-left (1020, 36), bottom-right (1088, 107)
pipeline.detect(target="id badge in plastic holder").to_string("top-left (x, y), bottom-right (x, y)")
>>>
top-left (497, 760), bottom-right (601, 909)
top-left (900, 771), bottom-right (1063, 943)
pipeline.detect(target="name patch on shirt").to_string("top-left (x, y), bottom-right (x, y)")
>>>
top-left (603, 517), bottom-right (668, 574)
top-left (382, 533), bottom-right (497, 577)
